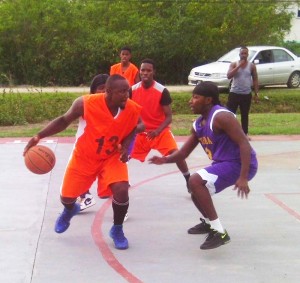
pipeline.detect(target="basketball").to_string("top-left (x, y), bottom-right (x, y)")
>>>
top-left (24, 145), bottom-right (56, 174)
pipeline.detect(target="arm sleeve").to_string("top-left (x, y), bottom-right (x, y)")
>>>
top-left (160, 88), bottom-right (172, 105)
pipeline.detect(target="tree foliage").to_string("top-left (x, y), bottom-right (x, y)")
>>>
top-left (0, 0), bottom-right (299, 85)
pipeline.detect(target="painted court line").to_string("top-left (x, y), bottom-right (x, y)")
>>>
top-left (265, 193), bottom-right (300, 221)
top-left (91, 168), bottom-right (200, 283)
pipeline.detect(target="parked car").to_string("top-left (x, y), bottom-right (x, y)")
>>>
top-left (188, 46), bottom-right (300, 89)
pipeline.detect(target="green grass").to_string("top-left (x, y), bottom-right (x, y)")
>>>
top-left (172, 113), bottom-right (300, 136)
top-left (0, 113), bottom-right (299, 137)
top-left (0, 86), bottom-right (299, 137)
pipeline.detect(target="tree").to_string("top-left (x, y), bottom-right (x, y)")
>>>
top-left (0, 0), bottom-right (298, 85)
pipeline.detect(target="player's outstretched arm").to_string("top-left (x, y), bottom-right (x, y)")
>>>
top-left (149, 130), bottom-right (198, 165)
top-left (23, 97), bottom-right (84, 155)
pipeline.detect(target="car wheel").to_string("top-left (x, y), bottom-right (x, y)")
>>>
top-left (287, 71), bottom-right (300, 88)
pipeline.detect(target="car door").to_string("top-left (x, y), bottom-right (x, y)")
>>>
top-left (271, 49), bottom-right (295, 84)
top-left (253, 50), bottom-right (274, 86)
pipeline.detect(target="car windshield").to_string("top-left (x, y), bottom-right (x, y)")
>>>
top-left (217, 48), bottom-right (256, 62)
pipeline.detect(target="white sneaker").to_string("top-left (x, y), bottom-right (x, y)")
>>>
top-left (77, 193), bottom-right (96, 211)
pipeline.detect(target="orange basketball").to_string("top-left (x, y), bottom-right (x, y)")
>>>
top-left (24, 145), bottom-right (56, 174)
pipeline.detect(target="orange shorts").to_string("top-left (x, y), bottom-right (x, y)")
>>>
top-left (60, 152), bottom-right (128, 198)
top-left (130, 129), bottom-right (178, 162)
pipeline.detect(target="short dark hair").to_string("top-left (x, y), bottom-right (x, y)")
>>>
top-left (90, 74), bottom-right (109, 94)
top-left (240, 45), bottom-right (248, 51)
top-left (141, 58), bottom-right (156, 70)
top-left (106, 74), bottom-right (127, 89)
top-left (120, 46), bottom-right (132, 53)
top-left (193, 81), bottom-right (220, 105)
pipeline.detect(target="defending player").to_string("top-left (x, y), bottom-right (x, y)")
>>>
top-left (149, 81), bottom-right (258, 250)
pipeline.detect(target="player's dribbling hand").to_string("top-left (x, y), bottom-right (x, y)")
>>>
top-left (23, 136), bottom-right (40, 156)
top-left (117, 144), bottom-right (130, 163)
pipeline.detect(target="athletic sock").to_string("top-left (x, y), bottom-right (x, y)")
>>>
top-left (209, 218), bottom-right (225, 233)
top-left (63, 202), bottom-right (75, 210)
top-left (112, 198), bottom-right (129, 225)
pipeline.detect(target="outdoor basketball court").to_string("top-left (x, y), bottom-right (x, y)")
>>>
top-left (0, 135), bottom-right (299, 283)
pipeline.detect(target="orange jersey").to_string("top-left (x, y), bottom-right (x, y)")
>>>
top-left (131, 81), bottom-right (170, 131)
top-left (110, 63), bottom-right (139, 86)
top-left (61, 93), bottom-right (142, 198)
top-left (74, 93), bottom-right (141, 160)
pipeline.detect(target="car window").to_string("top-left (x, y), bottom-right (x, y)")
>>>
top-left (254, 50), bottom-right (273, 64)
top-left (217, 48), bottom-right (256, 63)
top-left (273, 49), bottom-right (294, 62)
top-left (217, 48), bottom-right (239, 62)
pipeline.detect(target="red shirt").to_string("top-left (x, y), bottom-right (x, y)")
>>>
top-left (130, 81), bottom-right (172, 130)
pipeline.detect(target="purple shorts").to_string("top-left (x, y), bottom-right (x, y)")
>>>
top-left (196, 159), bottom-right (258, 195)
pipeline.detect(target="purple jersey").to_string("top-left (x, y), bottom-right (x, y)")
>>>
top-left (193, 105), bottom-right (256, 163)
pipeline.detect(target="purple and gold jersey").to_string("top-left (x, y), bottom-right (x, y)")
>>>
top-left (193, 105), bottom-right (257, 194)
top-left (193, 105), bottom-right (256, 163)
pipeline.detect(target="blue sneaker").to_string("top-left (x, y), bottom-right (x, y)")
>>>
top-left (109, 225), bottom-right (129, 250)
top-left (55, 203), bottom-right (80, 233)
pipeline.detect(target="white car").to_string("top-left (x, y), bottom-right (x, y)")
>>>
top-left (188, 46), bottom-right (300, 89)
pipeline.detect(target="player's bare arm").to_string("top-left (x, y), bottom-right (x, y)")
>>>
top-left (213, 111), bottom-right (252, 198)
top-left (149, 130), bottom-right (198, 165)
top-left (119, 117), bottom-right (145, 163)
top-left (147, 104), bottom-right (172, 140)
top-left (23, 97), bottom-right (84, 155)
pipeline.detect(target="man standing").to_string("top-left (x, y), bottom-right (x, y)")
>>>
top-left (130, 58), bottom-right (191, 190)
top-left (110, 46), bottom-right (140, 86)
top-left (227, 46), bottom-right (259, 138)
top-left (149, 81), bottom-right (258, 250)
top-left (23, 75), bottom-right (143, 250)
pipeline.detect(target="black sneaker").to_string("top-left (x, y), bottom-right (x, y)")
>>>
top-left (200, 229), bottom-right (230, 250)
top-left (187, 218), bottom-right (211, 234)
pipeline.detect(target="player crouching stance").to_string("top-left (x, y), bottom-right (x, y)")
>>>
top-left (23, 75), bottom-right (144, 250)
top-left (149, 81), bottom-right (258, 250)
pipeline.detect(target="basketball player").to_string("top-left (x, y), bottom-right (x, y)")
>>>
top-left (23, 75), bottom-right (144, 250)
top-left (149, 81), bottom-right (258, 250)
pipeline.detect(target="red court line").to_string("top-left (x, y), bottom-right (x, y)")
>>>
top-left (265, 193), bottom-right (300, 221)
top-left (91, 167), bottom-right (201, 283)
top-left (91, 199), bottom-right (143, 283)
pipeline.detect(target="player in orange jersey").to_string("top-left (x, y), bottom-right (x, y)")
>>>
top-left (129, 58), bottom-right (191, 191)
top-left (110, 46), bottom-right (140, 86)
top-left (75, 74), bottom-right (108, 211)
top-left (23, 75), bottom-right (144, 250)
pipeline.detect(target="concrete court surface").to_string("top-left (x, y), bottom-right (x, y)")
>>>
top-left (0, 135), bottom-right (299, 283)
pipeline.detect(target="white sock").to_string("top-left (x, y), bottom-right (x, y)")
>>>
top-left (209, 218), bottom-right (225, 233)
top-left (204, 218), bottom-right (210, 224)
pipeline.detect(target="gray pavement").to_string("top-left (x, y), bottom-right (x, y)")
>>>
top-left (0, 136), bottom-right (300, 283)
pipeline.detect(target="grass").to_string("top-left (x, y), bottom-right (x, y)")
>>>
top-left (171, 113), bottom-right (300, 136)
top-left (0, 113), bottom-right (299, 137)
top-left (0, 86), bottom-right (299, 137)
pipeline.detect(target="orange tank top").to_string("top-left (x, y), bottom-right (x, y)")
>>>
top-left (110, 63), bottom-right (139, 86)
top-left (131, 81), bottom-right (169, 130)
top-left (74, 93), bottom-right (142, 160)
